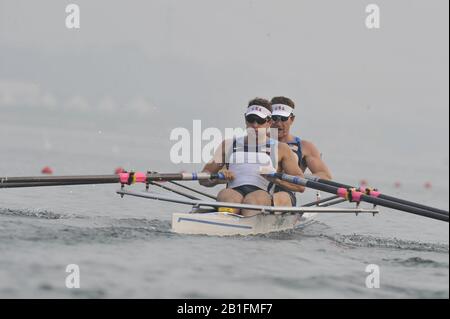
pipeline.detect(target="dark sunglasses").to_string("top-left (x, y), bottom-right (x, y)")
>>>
top-left (245, 114), bottom-right (271, 125)
top-left (272, 114), bottom-right (293, 122)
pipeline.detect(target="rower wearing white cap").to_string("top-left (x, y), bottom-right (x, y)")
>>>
top-left (200, 98), bottom-right (305, 216)
top-left (270, 96), bottom-right (332, 207)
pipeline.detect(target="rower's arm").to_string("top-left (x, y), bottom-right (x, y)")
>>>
top-left (277, 143), bottom-right (306, 193)
top-left (302, 140), bottom-right (332, 180)
top-left (199, 140), bottom-right (229, 187)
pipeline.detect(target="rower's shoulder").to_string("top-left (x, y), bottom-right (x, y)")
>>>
top-left (277, 141), bottom-right (293, 153)
top-left (300, 139), bottom-right (320, 154)
top-left (300, 139), bottom-right (313, 148)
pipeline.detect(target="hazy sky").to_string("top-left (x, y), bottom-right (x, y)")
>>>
top-left (1, 0), bottom-right (448, 168)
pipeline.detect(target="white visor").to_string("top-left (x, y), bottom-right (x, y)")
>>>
top-left (272, 104), bottom-right (293, 117)
top-left (246, 105), bottom-right (272, 119)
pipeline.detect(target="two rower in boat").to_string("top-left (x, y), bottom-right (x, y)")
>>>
top-left (199, 98), bottom-right (305, 216)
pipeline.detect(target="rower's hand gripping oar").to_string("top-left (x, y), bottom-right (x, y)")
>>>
top-left (262, 172), bottom-right (449, 222)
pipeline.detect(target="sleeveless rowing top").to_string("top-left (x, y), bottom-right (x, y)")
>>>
top-left (286, 136), bottom-right (307, 171)
top-left (226, 137), bottom-right (278, 190)
top-left (268, 136), bottom-right (306, 195)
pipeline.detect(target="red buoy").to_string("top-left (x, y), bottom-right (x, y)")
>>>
top-left (424, 182), bottom-right (432, 189)
top-left (41, 166), bottom-right (53, 175)
top-left (394, 181), bottom-right (401, 188)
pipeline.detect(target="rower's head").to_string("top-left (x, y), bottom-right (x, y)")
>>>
top-left (245, 98), bottom-right (273, 134)
top-left (270, 96), bottom-right (296, 139)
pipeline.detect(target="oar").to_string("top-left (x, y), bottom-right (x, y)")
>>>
top-left (0, 173), bottom-right (209, 201)
top-left (305, 175), bottom-right (449, 217)
top-left (0, 172), bottom-right (226, 188)
top-left (263, 173), bottom-right (449, 222)
top-left (0, 181), bottom-right (114, 188)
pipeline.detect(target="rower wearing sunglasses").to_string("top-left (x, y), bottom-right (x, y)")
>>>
top-left (270, 96), bottom-right (333, 207)
top-left (199, 98), bottom-right (305, 216)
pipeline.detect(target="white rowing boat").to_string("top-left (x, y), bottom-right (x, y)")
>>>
top-left (171, 211), bottom-right (317, 236)
top-left (117, 189), bottom-right (378, 236)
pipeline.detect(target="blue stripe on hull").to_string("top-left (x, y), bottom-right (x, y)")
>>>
top-left (177, 217), bottom-right (253, 229)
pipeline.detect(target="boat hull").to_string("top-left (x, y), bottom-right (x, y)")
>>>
top-left (172, 212), bottom-right (316, 236)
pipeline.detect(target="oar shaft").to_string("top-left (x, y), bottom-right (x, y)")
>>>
top-left (0, 181), bottom-right (115, 188)
top-left (306, 175), bottom-right (449, 216)
top-left (0, 172), bottom-right (225, 186)
top-left (376, 193), bottom-right (448, 216)
top-left (359, 193), bottom-right (448, 222)
top-left (271, 173), bottom-right (449, 222)
top-left (0, 175), bottom-right (119, 184)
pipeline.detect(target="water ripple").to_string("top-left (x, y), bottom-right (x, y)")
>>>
top-left (0, 207), bottom-right (81, 219)
top-left (325, 234), bottom-right (449, 253)
top-left (0, 217), bottom-right (173, 244)
top-left (383, 257), bottom-right (448, 268)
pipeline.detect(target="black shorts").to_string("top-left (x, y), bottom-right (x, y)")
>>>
top-left (273, 185), bottom-right (297, 206)
top-left (232, 184), bottom-right (266, 197)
